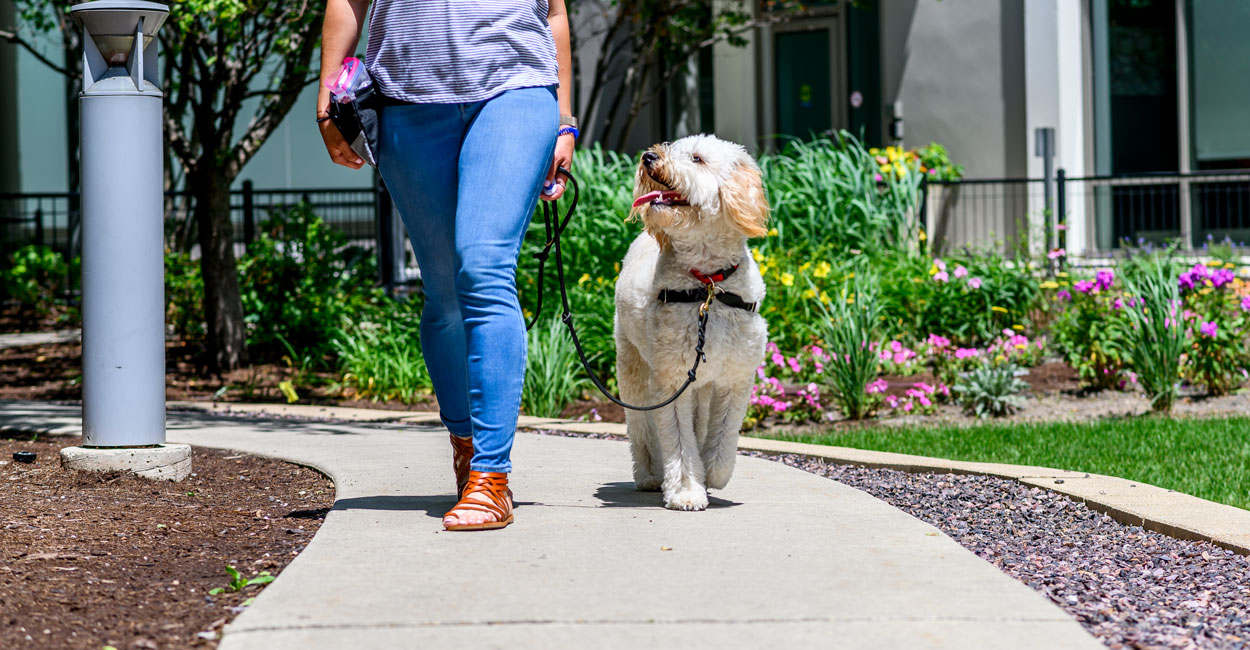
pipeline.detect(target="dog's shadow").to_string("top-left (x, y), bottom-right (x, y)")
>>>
top-left (593, 481), bottom-right (741, 509)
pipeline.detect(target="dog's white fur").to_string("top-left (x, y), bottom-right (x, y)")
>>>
top-left (614, 134), bottom-right (769, 511)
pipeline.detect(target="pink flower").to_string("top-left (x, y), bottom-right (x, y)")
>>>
top-left (955, 347), bottom-right (980, 359)
top-left (953, 265), bottom-right (968, 279)
top-left (1056, 289), bottom-right (1071, 301)
top-left (918, 395), bottom-right (932, 407)
top-left (765, 342), bottom-right (779, 355)
top-left (934, 271), bottom-right (949, 283)
top-left (967, 277), bottom-right (982, 290)
top-left (1241, 296), bottom-right (1250, 312)
top-left (892, 353), bottom-right (908, 364)
top-left (1213, 268), bottom-right (1235, 288)
top-left (885, 395), bottom-right (899, 408)
top-left (875, 173), bottom-right (883, 182)
top-left (1056, 224), bottom-right (1068, 231)
top-left (913, 382), bottom-right (935, 393)
top-left (934, 258), bottom-right (947, 271)
top-left (890, 341), bottom-right (903, 353)
top-left (926, 333), bottom-right (951, 349)
top-left (756, 366), bottom-right (766, 380)
top-left (866, 378), bottom-right (888, 394)
top-left (1200, 321), bottom-right (1218, 337)
top-left (787, 357), bottom-right (802, 373)
top-left (1047, 248), bottom-right (1066, 259)
top-left (1074, 280), bottom-right (1095, 294)
top-left (773, 401), bottom-right (789, 413)
top-left (902, 402), bottom-right (914, 412)
top-left (771, 352), bottom-right (785, 368)
top-left (1095, 268), bottom-right (1115, 291)
top-left (1113, 297), bottom-right (1124, 310)
top-left (810, 345), bottom-right (825, 359)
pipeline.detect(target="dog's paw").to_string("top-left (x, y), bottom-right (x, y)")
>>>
top-left (664, 487), bottom-right (709, 511)
top-left (705, 467), bottom-right (733, 491)
top-left (634, 475), bottom-right (662, 491)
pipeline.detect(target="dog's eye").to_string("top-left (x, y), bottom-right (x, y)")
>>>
top-left (692, 154), bottom-right (704, 164)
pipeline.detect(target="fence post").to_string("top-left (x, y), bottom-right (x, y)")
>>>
top-left (242, 179), bottom-right (255, 246)
top-left (1056, 168), bottom-right (1067, 272)
top-left (34, 203), bottom-right (44, 246)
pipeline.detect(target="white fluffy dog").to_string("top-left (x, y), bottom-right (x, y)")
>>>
top-left (614, 134), bottom-right (769, 511)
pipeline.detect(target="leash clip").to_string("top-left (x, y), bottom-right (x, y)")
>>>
top-left (700, 281), bottom-right (717, 316)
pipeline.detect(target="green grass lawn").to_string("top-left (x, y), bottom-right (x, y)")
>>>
top-left (769, 416), bottom-right (1250, 510)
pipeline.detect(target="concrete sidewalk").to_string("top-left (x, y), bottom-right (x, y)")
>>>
top-left (0, 401), bottom-right (1101, 649)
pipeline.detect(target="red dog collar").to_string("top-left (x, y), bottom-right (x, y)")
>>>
top-left (690, 265), bottom-right (739, 285)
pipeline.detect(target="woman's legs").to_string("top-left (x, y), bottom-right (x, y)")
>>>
top-left (454, 86), bottom-right (558, 473)
top-left (377, 102), bottom-right (474, 438)
top-left (378, 87), bottom-right (556, 504)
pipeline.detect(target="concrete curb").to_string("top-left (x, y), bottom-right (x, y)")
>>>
top-left (169, 401), bottom-right (1250, 555)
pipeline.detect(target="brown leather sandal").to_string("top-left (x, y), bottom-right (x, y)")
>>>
top-left (443, 470), bottom-right (513, 531)
top-left (450, 434), bottom-right (473, 497)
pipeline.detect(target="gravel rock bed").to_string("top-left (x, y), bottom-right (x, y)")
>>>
top-left (752, 452), bottom-right (1250, 650)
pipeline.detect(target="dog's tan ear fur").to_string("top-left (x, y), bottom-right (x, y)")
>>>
top-left (720, 162), bottom-right (769, 239)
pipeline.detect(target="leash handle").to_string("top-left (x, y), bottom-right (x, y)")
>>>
top-left (525, 168), bottom-right (709, 411)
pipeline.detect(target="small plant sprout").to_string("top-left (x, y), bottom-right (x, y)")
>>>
top-left (208, 565), bottom-right (276, 595)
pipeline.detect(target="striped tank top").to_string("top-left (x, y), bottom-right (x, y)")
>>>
top-left (365, 0), bottom-right (559, 104)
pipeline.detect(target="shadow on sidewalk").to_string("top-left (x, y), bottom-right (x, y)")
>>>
top-left (593, 481), bottom-right (741, 509)
top-left (333, 495), bottom-right (452, 519)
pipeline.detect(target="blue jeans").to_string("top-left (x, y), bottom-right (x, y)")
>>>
top-left (378, 86), bottom-right (557, 473)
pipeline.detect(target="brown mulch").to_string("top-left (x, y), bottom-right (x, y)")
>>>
top-left (0, 339), bottom-right (438, 412)
top-left (0, 435), bottom-right (335, 649)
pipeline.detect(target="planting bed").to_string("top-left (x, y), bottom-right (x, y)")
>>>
top-left (0, 435), bottom-right (334, 649)
top-left (757, 452), bottom-right (1250, 650)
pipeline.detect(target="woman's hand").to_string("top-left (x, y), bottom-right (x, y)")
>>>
top-left (542, 133), bottom-right (575, 201)
top-left (319, 116), bottom-right (365, 169)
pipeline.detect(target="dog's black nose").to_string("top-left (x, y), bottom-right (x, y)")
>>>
top-left (641, 151), bottom-right (659, 168)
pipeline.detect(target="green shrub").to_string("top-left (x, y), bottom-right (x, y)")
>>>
top-left (522, 315), bottom-right (591, 418)
top-left (238, 203), bottom-right (384, 363)
top-left (1, 245), bottom-right (73, 320)
top-left (165, 251), bottom-right (205, 342)
top-left (332, 307), bottom-right (431, 404)
top-left (955, 362), bottom-right (1029, 418)
top-left (812, 272), bottom-right (881, 420)
top-left (875, 250), bottom-right (1041, 345)
top-left (1176, 260), bottom-right (1249, 396)
top-left (1120, 255), bottom-right (1186, 412)
top-left (1049, 269), bottom-right (1128, 390)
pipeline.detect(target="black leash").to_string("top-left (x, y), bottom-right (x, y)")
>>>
top-left (526, 167), bottom-right (710, 412)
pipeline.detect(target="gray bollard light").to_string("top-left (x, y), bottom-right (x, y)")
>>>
top-left (61, 0), bottom-right (190, 481)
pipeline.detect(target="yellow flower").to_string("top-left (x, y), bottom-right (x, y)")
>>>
top-left (1056, 271), bottom-right (1069, 278)
top-left (846, 294), bottom-right (856, 304)
top-left (813, 261), bottom-right (832, 278)
top-left (879, 164), bottom-right (891, 174)
top-left (780, 272), bottom-right (795, 287)
top-left (1012, 324), bottom-right (1024, 330)
top-left (278, 380), bottom-right (299, 404)
top-left (819, 291), bottom-right (831, 304)
top-left (869, 148), bottom-right (880, 155)
top-left (1223, 263), bottom-right (1236, 269)
top-left (918, 229), bottom-right (927, 242)
top-left (751, 247), bottom-right (764, 262)
top-left (1014, 344), bottom-right (1027, 349)
top-left (767, 227), bottom-right (778, 237)
top-left (799, 261), bottom-right (812, 273)
top-left (994, 354), bottom-right (1007, 363)
top-left (802, 288), bottom-right (817, 299)
top-left (578, 273), bottom-right (591, 286)
top-left (1207, 259), bottom-right (1223, 267)
top-left (1199, 287), bottom-right (1212, 295)
top-left (614, 262), bottom-right (621, 274)
top-left (991, 306), bottom-right (1008, 313)
top-left (912, 277), bottom-right (922, 283)
top-left (1039, 280), bottom-right (1059, 289)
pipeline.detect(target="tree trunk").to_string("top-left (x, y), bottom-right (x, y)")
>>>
top-left (192, 170), bottom-right (247, 371)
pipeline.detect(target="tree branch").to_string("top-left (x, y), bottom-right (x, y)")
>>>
top-left (0, 28), bottom-right (68, 75)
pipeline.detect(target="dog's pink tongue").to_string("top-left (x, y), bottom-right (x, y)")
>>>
top-left (632, 190), bottom-right (682, 208)
top-left (632, 190), bottom-right (666, 208)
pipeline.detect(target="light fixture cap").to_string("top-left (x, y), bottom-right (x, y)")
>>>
top-left (70, 1), bottom-right (169, 67)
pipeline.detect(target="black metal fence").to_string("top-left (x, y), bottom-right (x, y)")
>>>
top-left (0, 181), bottom-right (381, 263)
top-left (920, 169), bottom-right (1250, 257)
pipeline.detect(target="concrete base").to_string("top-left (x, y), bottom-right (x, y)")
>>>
top-left (60, 444), bottom-right (192, 481)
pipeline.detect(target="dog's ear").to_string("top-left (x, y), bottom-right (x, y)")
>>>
top-left (719, 161), bottom-right (769, 239)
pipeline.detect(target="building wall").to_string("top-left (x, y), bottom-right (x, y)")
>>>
top-left (880, 0), bottom-right (1028, 179)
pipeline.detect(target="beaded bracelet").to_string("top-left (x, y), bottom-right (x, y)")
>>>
top-left (557, 126), bottom-right (579, 139)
